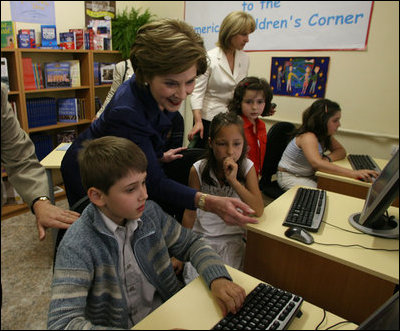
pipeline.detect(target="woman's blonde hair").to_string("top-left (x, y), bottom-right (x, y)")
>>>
top-left (217, 11), bottom-right (256, 52)
top-left (130, 18), bottom-right (208, 86)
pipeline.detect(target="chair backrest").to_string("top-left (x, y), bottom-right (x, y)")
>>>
top-left (161, 147), bottom-right (206, 222)
top-left (163, 148), bottom-right (206, 186)
top-left (260, 122), bottom-right (296, 185)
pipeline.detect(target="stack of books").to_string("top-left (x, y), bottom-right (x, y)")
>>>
top-left (26, 97), bottom-right (57, 128)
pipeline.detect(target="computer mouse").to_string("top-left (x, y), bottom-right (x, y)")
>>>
top-left (284, 226), bottom-right (314, 245)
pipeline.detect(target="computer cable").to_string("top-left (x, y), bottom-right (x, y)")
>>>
top-left (317, 220), bottom-right (398, 251)
top-left (315, 308), bottom-right (352, 330)
top-left (314, 241), bottom-right (398, 252)
top-left (322, 220), bottom-right (367, 235)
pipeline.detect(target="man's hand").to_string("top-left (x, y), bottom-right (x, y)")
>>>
top-left (33, 200), bottom-right (80, 241)
top-left (210, 278), bottom-right (246, 316)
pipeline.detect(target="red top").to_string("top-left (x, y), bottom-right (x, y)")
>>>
top-left (241, 115), bottom-right (267, 176)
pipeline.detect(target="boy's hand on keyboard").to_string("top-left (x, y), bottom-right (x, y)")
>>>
top-left (210, 278), bottom-right (246, 316)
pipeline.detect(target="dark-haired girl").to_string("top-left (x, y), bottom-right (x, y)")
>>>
top-left (277, 99), bottom-right (379, 190)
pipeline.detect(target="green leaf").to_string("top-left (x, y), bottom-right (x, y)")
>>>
top-left (111, 7), bottom-right (154, 59)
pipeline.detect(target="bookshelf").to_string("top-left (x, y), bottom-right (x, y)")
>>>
top-left (1, 48), bottom-right (122, 219)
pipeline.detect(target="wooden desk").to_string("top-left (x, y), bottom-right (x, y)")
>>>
top-left (316, 157), bottom-right (398, 207)
top-left (132, 266), bottom-right (357, 330)
top-left (244, 187), bottom-right (399, 324)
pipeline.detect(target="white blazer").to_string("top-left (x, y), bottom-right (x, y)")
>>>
top-left (190, 47), bottom-right (249, 121)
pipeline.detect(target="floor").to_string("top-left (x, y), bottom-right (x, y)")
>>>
top-left (1, 194), bottom-right (274, 330)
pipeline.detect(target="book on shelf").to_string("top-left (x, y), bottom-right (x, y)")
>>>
top-left (32, 62), bottom-right (39, 88)
top-left (57, 98), bottom-right (79, 123)
top-left (41, 25), bottom-right (57, 48)
top-left (30, 133), bottom-right (54, 160)
top-left (69, 29), bottom-right (84, 49)
top-left (77, 98), bottom-right (85, 119)
top-left (32, 62), bottom-right (44, 89)
top-left (17, 29), bottom-right (36, 48)
top-left (99, 63), bottom-right (115, 84)
top-left (95, 96), bottom-right (102, 113)
top-left (22, 57), bottom-right (37, 90)
top-left (84, 28), bottom-right (94, 50)
top-left (59, 31), bottom-right (76, 49)
top-left (26, 97), bottom-right (57, 128)
top-left (37, 62), bottom-right (44, 89)
top-left (44, 62), bottom-right (71, 88)
top-left (65, 60), bottom-right (81, 87)
top-left (1, 57), bottom-right (9, 91)
top-left (17, 31), bottom-right (30, 48)
top-left (1, 21), bottom-right (16, 48)
top-left (57, 129), bottom-right (77, 144)
top-left (93, 62), bottom-right (100, 85)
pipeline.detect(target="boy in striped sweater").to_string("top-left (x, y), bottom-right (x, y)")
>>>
top-left (48, 136), bottom-right (245, 329)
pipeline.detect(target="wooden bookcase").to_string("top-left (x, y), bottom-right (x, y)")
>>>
top-left (1, 48), bottom-right (122, 219)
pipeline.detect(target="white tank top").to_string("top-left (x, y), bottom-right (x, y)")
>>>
top-left (192, 158), bottom-right (253, 237)
top-left (278, 137), bottom-right (323, 176)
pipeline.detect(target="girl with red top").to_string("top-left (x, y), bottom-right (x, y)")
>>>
top-left (228, 77), bottom-right (275, 177)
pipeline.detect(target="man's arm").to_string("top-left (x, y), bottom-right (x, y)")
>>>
top-left (1, 83), bottom-right (79, 240)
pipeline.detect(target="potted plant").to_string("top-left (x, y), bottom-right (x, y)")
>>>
top-left (112, 7), bottom-right (153, 59)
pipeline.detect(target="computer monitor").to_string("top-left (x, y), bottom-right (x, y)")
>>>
top-left (356, 291), bottom-right (399, 330)
top-left (349, 150), bottom-right (399, 238)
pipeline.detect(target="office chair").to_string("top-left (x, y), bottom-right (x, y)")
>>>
top-left (163, 148), bottom-right (206, 187)
top-left (259, 122), bottom-right (296, 199)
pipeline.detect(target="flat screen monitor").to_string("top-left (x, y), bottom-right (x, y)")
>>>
top-left (349, 150), bottom-right (399, 238)
top-left (357, 291), bottom-right (399, 330)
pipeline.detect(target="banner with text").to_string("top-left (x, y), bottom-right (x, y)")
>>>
top-left (185, 1), bottom-right (373, 51)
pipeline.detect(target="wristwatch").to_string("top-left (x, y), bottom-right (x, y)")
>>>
top-left (198, 193), bottom-right (208, 211)
top-left (31, 196), bottom-right (50, 214)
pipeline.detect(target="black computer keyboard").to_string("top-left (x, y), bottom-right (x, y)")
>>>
top-left (283, 187), bottom-right (326, 232)
top-left (347, 154), bottom-right (381, 172)
top-left (211, 282), bottom-right (303, 330)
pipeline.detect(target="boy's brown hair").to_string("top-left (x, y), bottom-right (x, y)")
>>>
top-left (78, 136), bottom-right (148, 194)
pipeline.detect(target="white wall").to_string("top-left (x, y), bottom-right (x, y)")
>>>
top-left (2, 1), bottom-right (398, 158)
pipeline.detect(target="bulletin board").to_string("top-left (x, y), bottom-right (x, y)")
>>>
top-left (184, 1), bottom-right (374, 51)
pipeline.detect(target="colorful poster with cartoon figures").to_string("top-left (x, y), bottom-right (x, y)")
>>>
top-left (270, 57), bottom-right (329, 98)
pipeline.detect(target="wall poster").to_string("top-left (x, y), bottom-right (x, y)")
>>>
top-left (270, 57), bottom-right (330, 98)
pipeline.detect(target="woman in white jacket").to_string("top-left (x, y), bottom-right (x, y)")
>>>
top-left (188, 11), bottom-right (256, 148)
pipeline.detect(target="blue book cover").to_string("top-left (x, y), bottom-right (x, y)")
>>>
top-left (27, 97), bottom-right (57, 128)
top-left (44, 62), bottom-right (71, 88)
top-left (41, 25), bottom-right (57, 47)
top-left (59, 31), bottom-right (75, 49)
top-left (57, 98), bottom-right (78, 123)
